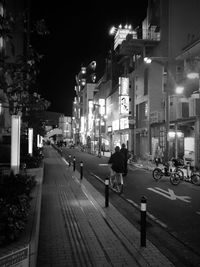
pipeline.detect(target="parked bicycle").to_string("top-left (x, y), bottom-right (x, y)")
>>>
top-left (170, 162), bottom-right (200, 185)
top-left (152, 158), bottom-right (183, 183)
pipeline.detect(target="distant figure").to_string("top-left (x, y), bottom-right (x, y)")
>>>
top-left (154, 145), bottom-right (163, 166)
top-left (120, 143), bottom-right (129, 176)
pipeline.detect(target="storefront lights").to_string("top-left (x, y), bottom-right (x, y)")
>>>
top-left (11, 115), bottom-right (21, 174)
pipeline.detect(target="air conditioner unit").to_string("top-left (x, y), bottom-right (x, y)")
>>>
top-left (189, 95), bottom-right (200, 116)
top-left (170, 96), bottom-right (189, 120)
top-left (177, 98), bottom-right (189, 119)
top-left (150, 111), bottom-right (164, 124)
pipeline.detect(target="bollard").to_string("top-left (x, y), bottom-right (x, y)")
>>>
top-left (68, 154), bottom-right (72, 167)
top-left (105, 177), bottom-right (109, 207)
top-left (73, 156), bottom-right (76, 172)
top-left (80, 161), bottom-right (83, 180)
top-left (140, 196), bottom-right (147, 247)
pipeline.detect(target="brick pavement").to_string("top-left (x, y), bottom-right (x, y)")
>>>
top-left (37, 146), bottom-right (174, 266)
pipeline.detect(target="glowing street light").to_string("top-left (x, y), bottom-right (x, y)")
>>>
top-left (175, 86), bottom-right (184, 95)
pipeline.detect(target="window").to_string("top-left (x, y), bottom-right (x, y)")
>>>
top-left (144, 68), bottom-right (148, 95)
top-left (136, 101), bottom-right (148, 128)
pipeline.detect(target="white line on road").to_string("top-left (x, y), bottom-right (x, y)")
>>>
top-left (147, 187), bottom-right (191, 203)
top-left (62, 157), bottom-right (69, 166)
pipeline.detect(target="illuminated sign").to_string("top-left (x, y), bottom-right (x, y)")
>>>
top-left (120, 118), bottom-right (129, 129)
top-left (119, 95), bottom-right (129, 114)
top-left (88, 113), bottom-right (93, 131)
top-left (99, 99), bottom-right (105, 115)
top-left (80, 116), bottom-right (85, 133)
top-left (112, 120), bottom-right (119, 131)
top-left (108, 126), bottom-right (112, 132)
top-left (89, 100), bottom-right (93, 109)
top-left (119, 77), bottom-right (129, 95)
top-left (119, 77), bottom-right (129, 114)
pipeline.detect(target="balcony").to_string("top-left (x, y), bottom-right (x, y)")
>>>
top-left (118, 28), bottom-right (160, 57)
top-left (150, 111), bottom-right (164, 124)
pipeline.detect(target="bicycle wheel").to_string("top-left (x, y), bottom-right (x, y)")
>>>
top-left (152, 168), bottom-right (163, 181)
top-left (116, 173), bottom-right (123, 194)
top-left (176, 168), bottom-right (184, 180)
top-left (111, 173), bottom-right (123, 194)
top-left (191, 173), bottom-right (200, 185)
top-left (109, 175), bottom-right (115, 189)
top-left (170, 172), bottom-right (181, 185)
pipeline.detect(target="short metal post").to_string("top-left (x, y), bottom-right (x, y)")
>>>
top-left (80, 161), bottom-right (83, 180)
top-left (105, 177), bottom-right (109, 207)
top-left (140, 196), bottom-right (147, 247)
top-left (68, 154), bottom-right (71, 167)
top-left (73, 156), bottom-right (76, 171)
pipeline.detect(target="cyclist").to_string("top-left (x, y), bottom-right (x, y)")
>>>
top-left (108, 146), bottom-right (125, 184)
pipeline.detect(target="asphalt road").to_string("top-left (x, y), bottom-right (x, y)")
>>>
top-left (58, 146), bottom-right (200, 266)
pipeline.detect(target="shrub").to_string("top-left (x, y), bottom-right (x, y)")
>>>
top-left (0, 171), bottom-right (36, 245)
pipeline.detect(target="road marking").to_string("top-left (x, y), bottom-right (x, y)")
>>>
top-left (61, 157), bottom-right (69, 166)
top-left (147, 187), bottom-right (191, 203)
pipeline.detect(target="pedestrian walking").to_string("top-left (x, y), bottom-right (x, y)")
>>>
top-left (154, 145), bottom-right (163, 166)
top-left (120, 143), bottom-right (129, 176)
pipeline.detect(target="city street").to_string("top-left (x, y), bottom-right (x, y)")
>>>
top-left (61, 147), bottom-right (200, 264)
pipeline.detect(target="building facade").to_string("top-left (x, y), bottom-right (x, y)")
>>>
top-left (72, 0), bottom-right (200, 168)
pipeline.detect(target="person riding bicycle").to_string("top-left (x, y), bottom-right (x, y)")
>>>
top-left (108, 146), bottom-right (125, 181)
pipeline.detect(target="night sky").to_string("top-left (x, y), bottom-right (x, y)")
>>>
top-left (30, 1), bottom-right (148, 116)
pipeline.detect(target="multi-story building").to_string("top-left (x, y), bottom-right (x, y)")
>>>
top-left (59, 115), bottom-right (72, 142)
top-left (72, 61), bottom-right (97, 146)
top-left (72, 0), bottom-right (200, 168)
top-left (176, 39), bottom-right (200, 167)
top-left (119, 0), bottom-right (200, 167)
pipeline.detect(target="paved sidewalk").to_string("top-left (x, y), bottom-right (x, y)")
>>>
top-left (37, 146), bottom-right (174, 266)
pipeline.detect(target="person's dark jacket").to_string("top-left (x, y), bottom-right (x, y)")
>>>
top-left (120, 147), bottom-right (129, 162)
top-left (108, 151), bottom-right (125, 173)
top-left (120, 147), bottom-right (129, 175)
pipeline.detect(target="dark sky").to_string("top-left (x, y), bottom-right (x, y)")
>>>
top-left (30, 1), bottom-right (148, 116)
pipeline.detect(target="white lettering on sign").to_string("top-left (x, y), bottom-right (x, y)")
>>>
top-left (147, 187), bottom-right (191, 203)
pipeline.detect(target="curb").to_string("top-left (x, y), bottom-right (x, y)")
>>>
top-left (29, 167), bottom-right (44, 267)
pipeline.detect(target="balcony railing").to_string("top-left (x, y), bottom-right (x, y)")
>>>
top-left (142, 28), bottom-right (160, 41)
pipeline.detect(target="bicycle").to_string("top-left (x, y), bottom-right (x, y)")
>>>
top-left (99, 163), bottom-right (124, 194)
top-left (170, 162), bottom-right (200, 185)
top-left (152, 161), bottom-right (183, 182)
top-left (109, 167), bottom-right (124, 194)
